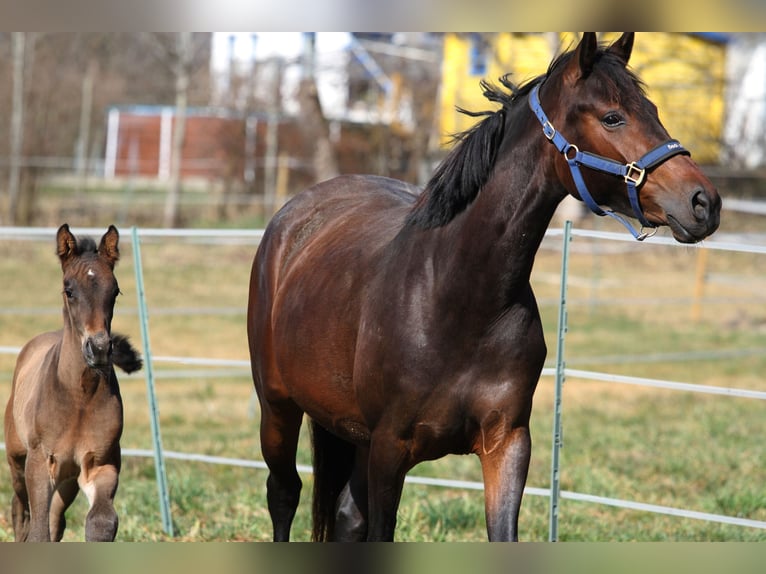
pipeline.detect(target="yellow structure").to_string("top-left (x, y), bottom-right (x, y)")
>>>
top-left (439, 32), bottom-right (726, 164)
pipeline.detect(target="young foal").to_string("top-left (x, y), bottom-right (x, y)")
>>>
top-left (4, 224), bottom-right (141, 541)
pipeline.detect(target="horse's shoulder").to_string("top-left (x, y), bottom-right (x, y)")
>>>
top-left (14, 330), bottom-right (61, 374)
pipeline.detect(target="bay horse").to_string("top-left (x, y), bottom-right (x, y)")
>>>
top-left (4, 224), bottom-right (142, 541)
top-left (247, 33), bottom-right (721, 542)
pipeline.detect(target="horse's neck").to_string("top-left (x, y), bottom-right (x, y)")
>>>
top-left (57, 327), bottom-right (101, 393)
top-left (437, 140), bottom-right (565, 304)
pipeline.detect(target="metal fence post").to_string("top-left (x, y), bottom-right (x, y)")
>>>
top-left (549, 220), bottom-right (572, 541)
top-left (131, 226), bottom-right (174, 537)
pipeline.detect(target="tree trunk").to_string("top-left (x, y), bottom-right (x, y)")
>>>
top-left (164, 32), bottom-right (191, 228)
top-left (298, 34), bottom-right (339, 187)
top-left (298, 78), bottom-right (339, 185)
top-left (7, 32), bottom-right (26, 225)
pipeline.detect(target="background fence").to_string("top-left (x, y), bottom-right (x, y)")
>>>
top-left (0, 224), bottom-right (765, 541)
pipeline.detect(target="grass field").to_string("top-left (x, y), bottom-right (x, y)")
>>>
top-left (0, 210), bottom-right (764, 542)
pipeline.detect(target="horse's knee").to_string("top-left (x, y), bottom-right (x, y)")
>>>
top-left (85, 503), bottom-right (118, 541)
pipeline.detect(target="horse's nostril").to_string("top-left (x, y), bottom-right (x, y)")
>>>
top-left (692, 189), bottom-right (710, 221)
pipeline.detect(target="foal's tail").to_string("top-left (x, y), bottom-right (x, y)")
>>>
top-left (111, 333), bottom-right (143, 374)
top-left (310, 419), bottom-right (355, 542)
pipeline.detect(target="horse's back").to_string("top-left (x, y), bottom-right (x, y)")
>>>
top-left (253, 173), bottom-right (418, 304)
top-left (248, 175), bottom-right (418, 426)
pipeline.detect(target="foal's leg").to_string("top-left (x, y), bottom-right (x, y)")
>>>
top-left (7, 453), bottom-right (30, 541)
top-left (260, 399), bottom-right (304, 541)
top-left (333, 445), bottom-right (370, 541)
top-left (78, 462), bottom-right (119, 541)
top-left (478, 424), bottom-right (532, 541)
top-left (49, 478), bottom-right (79, 541)
top-left (24, 448), bottom-right (54, 541)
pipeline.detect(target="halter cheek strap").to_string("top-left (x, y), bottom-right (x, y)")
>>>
top-left (529, 84), bottom-right (691, 241)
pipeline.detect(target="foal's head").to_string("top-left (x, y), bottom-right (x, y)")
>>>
top-left (56, 224), bottom-right (121, 369)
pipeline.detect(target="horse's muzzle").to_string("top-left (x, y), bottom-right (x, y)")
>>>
top-left (83, 332), bottom-right (113, 368)
top-left (666, 186), bottom-right (721, 244)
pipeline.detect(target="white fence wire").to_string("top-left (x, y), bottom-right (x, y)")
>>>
top-left (1, 225), bottom-right (765, 537)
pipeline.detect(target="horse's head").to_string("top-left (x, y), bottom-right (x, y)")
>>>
top-left (537, 32), bottom-right (720, 243)
top-left (56, 224), bottom-right (121, 369)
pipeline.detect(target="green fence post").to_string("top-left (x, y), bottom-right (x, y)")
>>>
top-left (131, 226), bottom-right (174, 537)
top-left (549, 220), bottom-right (572, 542)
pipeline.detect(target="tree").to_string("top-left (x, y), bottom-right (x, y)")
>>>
top-left (165, 32), bottom-right (192, 228)
top-left (7, 32), bottom-right (26, 225)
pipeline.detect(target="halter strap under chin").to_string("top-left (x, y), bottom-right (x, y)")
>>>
top-left (528, 83), bottom-right (691, 241)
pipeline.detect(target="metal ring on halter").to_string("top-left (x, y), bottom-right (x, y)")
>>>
top-left (635, 226), bottom-right (659, 241)
top-left (564, 144), bottom-right (579, 161)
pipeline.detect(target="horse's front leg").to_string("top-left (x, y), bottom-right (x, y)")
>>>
top-left (78, 461), bottom-right (119, 541)
top-left (49, 478), bottom-right (79, 541)
top-left (365, 432), bottom-right (409, 541)
top-left (478, 424), bottom-right (532, 541)
top-left (24, 447), bottom-right (53, 542)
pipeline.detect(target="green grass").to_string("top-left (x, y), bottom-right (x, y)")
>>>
top-left (0, 217), bottom-right (765, 541)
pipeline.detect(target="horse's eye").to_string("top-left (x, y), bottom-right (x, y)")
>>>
top-left (64, 288), bottom-right (74, 299)
top-left (602, 112), bottom-right (625, 128)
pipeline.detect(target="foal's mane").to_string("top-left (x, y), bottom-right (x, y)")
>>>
top-left (405, 43), bottom-right (648, 229)
top-left (76, 237), bottom-right (98, 254)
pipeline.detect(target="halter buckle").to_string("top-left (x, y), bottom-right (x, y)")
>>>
top-left (542, 121), bottom-right (556, 141)
top-left (625, 162), bottom-right (646, 187)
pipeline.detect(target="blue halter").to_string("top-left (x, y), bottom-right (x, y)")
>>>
top-left (528, 84), bottom-right (691, 240)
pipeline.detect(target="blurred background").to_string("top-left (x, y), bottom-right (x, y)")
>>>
top-left (0, 31), bottom-right (763, 230)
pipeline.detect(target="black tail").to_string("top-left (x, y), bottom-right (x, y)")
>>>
top-left (310, 419), bottom-right (355, 541)
top-left (111, 333), bottom-right (143, 374)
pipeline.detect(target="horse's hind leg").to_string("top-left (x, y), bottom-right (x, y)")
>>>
top-left (260, 399), bottom-right (303, 541)
top-left (49, 478), bottom-right (79, 541)
top-left (334, 445), bottom-right (369, 541)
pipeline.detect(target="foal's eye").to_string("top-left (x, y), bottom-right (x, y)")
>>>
top-left (602, 112), bottom-right (626, 128)
top-left (64, 288), bottom-right (74, 299)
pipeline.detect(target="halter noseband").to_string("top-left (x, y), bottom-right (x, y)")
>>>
top-left (529, 84), bottom-right (691, 240)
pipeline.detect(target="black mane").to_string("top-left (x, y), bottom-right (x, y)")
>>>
top-left (404, 74), bottom-right (525, 229)
top-left (405, 44), bottom-right (647, 229)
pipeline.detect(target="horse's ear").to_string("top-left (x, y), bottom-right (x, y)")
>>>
top-left (565, 32), bottom-right (598, 84)
top-left (607, 32), bottom-right (634, 65)
top-left (56, 223), bottom-right (79, 269)
top-left (98, 225), bottom-right (120, 268)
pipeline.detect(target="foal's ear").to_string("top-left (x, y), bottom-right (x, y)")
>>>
top-left (56, 223), bottom-right (79, 269)
top-left (607, 32), bottom-right (634, 65)
top-left (565, 32), bottom-right (598, 84)
top-left (98, 225), bottom-right (120, 268)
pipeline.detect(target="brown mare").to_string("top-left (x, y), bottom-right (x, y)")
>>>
top-left (4, 224), bottom-right (141, 541)
top-left (247, 33), bottom-right (721, 541)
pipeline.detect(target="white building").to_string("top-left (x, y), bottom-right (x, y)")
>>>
top-left (209, 32), bottom-right (409, 126)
